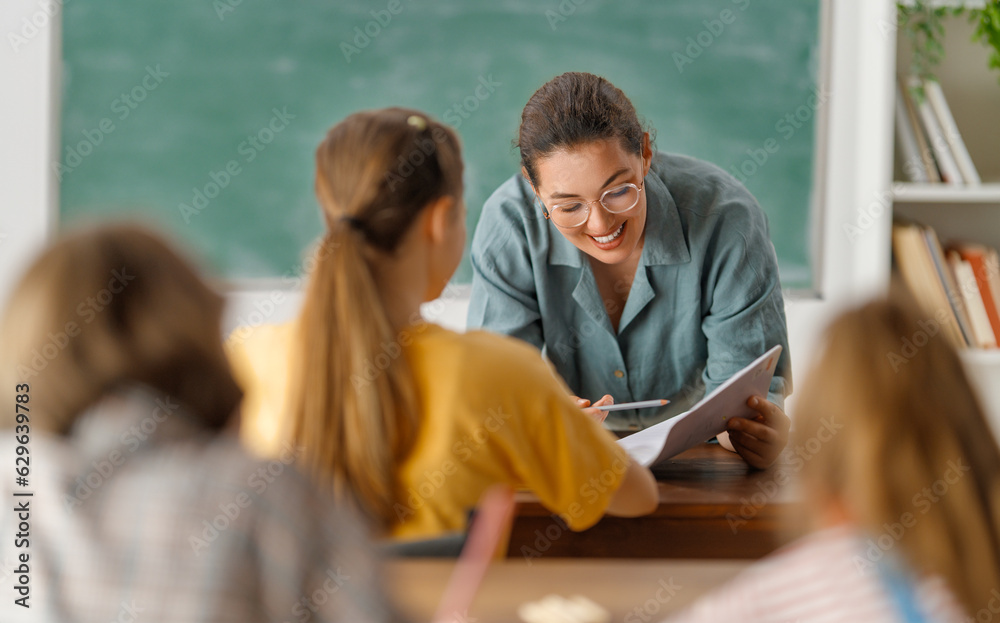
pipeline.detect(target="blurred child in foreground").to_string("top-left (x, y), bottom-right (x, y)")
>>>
top-left (0, 224), bottom-right (396, 623)
top-left (666, 292), bottom-right (1000, 622)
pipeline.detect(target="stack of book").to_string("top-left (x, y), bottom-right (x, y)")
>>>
top-left (895, 75), bottom-right (981, 185)
top-left (893, 219), bottom-right (1000, 350)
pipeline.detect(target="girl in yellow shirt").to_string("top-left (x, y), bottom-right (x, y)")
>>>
top-left (227, 108), bottom-right (658, 540)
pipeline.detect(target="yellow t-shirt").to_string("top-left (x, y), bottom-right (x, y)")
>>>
top-left (225, 321), bottom-right (631, 540)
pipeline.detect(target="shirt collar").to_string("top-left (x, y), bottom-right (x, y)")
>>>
top-left (546, 168), bottom-right (691, 268)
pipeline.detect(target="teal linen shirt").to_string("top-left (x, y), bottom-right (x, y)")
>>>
top-left (467, 152), bottom-right (792, 431)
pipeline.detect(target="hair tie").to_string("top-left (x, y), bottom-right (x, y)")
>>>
top-left (407, 115), bottom-right (427, 131)
top-left (337, 216), bottom-right (368, 238)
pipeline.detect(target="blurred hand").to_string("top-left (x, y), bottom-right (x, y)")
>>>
top-left (725, 396), bottom-right (790, 469)
top-left (573, 394), bottom-right (614, 424)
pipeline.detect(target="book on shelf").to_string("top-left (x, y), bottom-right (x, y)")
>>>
top-left (951, 243), bottom-right (1000, 344)
top-left (925, 227), bottom-right (975, 346)
top-left (946, 251), bottom-right (997, 348)
top-left (892, 220), bottom-right (967, 348)
top-left (908, 76), bottom-right (965, 185)
top-left (892, 218), bottom-right (1000, 350)
top-left (896, 76), bottom-right (982, 186)
top-left (896, 77), bottom-right (938, 182)
top-left (924, 79), bottom-right (981, 185)
top-left (895, 81), bottom-right (929, 183)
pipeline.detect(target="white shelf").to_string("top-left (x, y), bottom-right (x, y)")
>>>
top-left (897, 0), bottom-right (986, 7)
top-left (961, 348), bottom-right (1000, 361)
top-left (893, 183), bottom-right (1000, 203)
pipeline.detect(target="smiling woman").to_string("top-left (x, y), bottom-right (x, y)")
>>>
top-left (468, 72), bottom-right (792, 468)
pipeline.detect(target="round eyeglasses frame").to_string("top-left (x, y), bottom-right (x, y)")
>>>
top-left (538, 180), bottom-right (645, 229)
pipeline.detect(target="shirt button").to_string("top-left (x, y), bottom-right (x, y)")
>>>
top-left (614, 370), bottom-right (625, 378)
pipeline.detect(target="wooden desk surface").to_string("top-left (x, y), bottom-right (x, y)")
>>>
top-left (387, 558), bottom-right (749, 623)
top-left (507, 443), bottom-right (799, 559)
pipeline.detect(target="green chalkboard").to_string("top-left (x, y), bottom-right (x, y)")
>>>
top-left (60, 0), bottom-right (821, 288)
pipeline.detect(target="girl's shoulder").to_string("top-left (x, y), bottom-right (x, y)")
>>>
top-left (410, 324), bottom-right (565, 393)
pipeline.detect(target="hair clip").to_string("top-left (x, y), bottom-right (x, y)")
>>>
top-left (406, 115), bottom-right (427, 131)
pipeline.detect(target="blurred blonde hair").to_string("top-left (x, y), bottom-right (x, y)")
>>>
top-left (0, 224), bottom-right (242, 433)
top-left (794, 288), bottom-right (1000, 615)
top-left (290, 108), bottom-right (463, 531)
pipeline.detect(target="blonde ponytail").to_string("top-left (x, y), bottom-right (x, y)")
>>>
top-left (292, 228), bottom-right (418, 528)
top-left (289, 108), bottom-right (463, 531)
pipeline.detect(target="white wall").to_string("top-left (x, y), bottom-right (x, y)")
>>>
top-left (0, 0), bottom-right (59, 303)
top-left (1, 1), bottom-right (900, 419)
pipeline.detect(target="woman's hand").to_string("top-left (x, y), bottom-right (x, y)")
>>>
top-left (724, 396), bottom-right (790, 469)
top-left (573, 394), bottom-right (614, 424)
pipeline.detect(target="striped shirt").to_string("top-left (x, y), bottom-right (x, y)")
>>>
top-left (665, 525), bottom-right (967, 623)
top-left (0, 389), bottom-right (396, 623)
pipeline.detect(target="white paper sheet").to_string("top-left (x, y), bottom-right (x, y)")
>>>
top-left (617, 345), bottom-right (783, 467)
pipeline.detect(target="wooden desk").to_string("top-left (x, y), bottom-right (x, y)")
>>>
top-left (387, 558), bottom-right (749, 623)
top-left (507, 443), bottom-right (798, 559)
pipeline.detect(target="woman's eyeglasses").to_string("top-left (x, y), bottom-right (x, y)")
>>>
top-left (540, 180), bottom-right (644, 229)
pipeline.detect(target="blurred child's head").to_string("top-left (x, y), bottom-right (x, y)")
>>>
top-left (0, 224), bottom-right (242, 433)
top-left (794, 288), bottom-right (1000, 615)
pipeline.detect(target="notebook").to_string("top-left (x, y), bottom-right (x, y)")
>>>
top-left (618, 345), bottom-right (783, 467)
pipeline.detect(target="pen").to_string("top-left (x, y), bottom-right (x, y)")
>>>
top-left (595, 399), bottom-right (669, 412)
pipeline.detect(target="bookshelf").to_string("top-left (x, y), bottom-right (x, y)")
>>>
top-left (893, 9), bottom-right (1000, 294)
top-left (891, 6), bottom-right (1000, 435)
top-left (892, 11), bottom-right (1000, 189)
